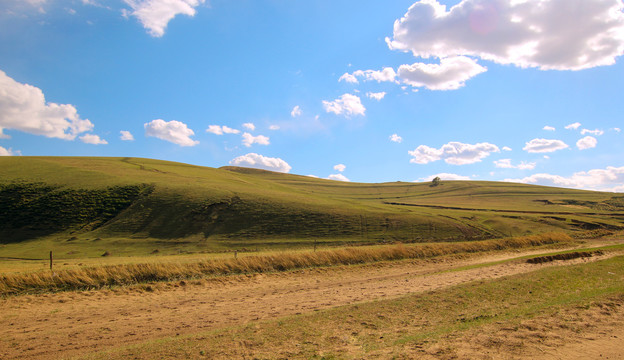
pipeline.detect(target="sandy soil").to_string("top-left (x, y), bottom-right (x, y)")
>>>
top-left (0, 244), bottom-right (621, 360)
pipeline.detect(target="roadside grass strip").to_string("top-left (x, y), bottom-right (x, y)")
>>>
top-left (0, 233), bottom-right (571, 296)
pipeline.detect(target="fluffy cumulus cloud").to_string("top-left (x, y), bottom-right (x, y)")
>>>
top-left (398, 56), bottom-right (487, 90)
top-left (290, 105), bottom-right (302, 118)
top-left (0, 146), bottom-right (18, 156)
top-left (144, 119), bottom-right (199, 146)
top-left (493, 158), bottom-right (536, 170)
top-left (123, 0), bottom-right (205, 37)
top-left (327, 173), bottom-right (350, 182)
top-left (389, 133), bottom-right (403, 143)
top-left (0, 70), bottom-right (94, 140)
top-left (581, 128), bottom-right (604, 136)
top-left (206, 125), bottom-right (240, 135)
top-left (409, 141), bottom-right (500, 165)
top-left (506, 166), bottom-right (624, 192)
top-left (322, 93), bottom-right (366, 117)
top-left (79, 134), bottom-right (108, 145)
top-left (242, 122), bottom-right (255, 131)
top-left (338, 73), bottom-right (358, 84)
top-left (577, 136), bottom-right (597, 150)
top-left (565, 122), bottom-right (582, 130)
top-left (388, 0), bottom-right (624, 71)
top-left (229, 153), bottom-right (291, 173)
top-left (340, 68), bottom-right (397, 84)
top-left (333, 164), bottom-right (346, 172)
top-left (523, 138), bottom-right (568, 153)
top-left (242, 132), bottom-right (269, 147)
top-left (420, 173), bottom-right (471, 181)
top-left (366, 92), bottom-right (386, 101)
top-left (120, 130), bottom-right (134, 141)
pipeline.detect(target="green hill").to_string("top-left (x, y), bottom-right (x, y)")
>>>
top-left (1, 157), bottom-right (623, 258)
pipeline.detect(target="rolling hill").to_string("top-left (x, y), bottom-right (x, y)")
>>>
top-left (1, 156), bottom-right (623, 257)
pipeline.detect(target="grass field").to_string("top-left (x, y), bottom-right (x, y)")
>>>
top-left (1, 157), bottom-right (623, 260)
top-left (79, 252), bottom-right (624, 360)
top-left (2, 158), bottom-right (623, 360)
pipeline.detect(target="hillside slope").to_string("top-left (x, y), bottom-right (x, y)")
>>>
top-left (1, 157), bottom-right (623, 256)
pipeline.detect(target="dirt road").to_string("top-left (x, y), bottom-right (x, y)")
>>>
top-left (0, 246), bottom-right (619, 360)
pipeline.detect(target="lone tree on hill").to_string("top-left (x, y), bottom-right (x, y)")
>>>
top-left (431, 176), bottom-right (441, 187)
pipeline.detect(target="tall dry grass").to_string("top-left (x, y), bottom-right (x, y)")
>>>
top-left (0, 232), bottom-right (571, 296)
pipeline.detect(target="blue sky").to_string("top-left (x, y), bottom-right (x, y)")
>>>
top-left (1, 0), bottom-right (623, 191)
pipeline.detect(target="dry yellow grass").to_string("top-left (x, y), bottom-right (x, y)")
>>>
top-left (0, 232), bottom-right (571, 296)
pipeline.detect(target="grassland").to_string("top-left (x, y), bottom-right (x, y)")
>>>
top-left (1, 157), bottom-right (623, 260)
top-left (1, 157), bottom-right (623, 360)
top-left (79, 252), bottom-right (624, 360)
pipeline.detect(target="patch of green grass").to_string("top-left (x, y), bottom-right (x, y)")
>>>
top-left (81, 255), bottom-right (624, 359)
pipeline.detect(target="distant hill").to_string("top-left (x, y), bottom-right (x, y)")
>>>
top-left (1, 157), bottom-right (622, 256)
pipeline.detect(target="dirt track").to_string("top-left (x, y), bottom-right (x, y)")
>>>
top-left (0, 246), bottom-right (620, 360)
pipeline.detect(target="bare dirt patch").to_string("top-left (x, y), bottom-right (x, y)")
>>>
top-left (0, 244), bottom-right (621, 360)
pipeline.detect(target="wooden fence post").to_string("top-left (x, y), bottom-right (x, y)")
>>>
top-left (49, 251), bottom-right (53, 271)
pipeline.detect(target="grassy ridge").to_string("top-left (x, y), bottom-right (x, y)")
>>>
top-left (0, 233), bottom-right (571, 296)
top-left (0, 157), bottom-right (622, 258)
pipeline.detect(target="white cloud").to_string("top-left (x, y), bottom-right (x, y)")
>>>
top-left (389, 133), bottom-right (403, 143)
top-left (341, 67), bottom-right (398, 84)
top-left (79, 134), bottom-right (108, 145)
top-left (543, 125), bottom-right (556, 131)
top-left (229, 153), bottom-right (291, 173)
top-left (338, 73), bottom-right (359, 84)
top-left (144, 119), bottom-right (199, 146)
top-left (322, 93), bottom-right (366, 117)
top-left (333, 164), bottom-right (346, 172)
top-left (120, 130), bottom-right (134, 141)
top-left (123, 0), bottom-right (205, 37)
top-left (206, 125), bottom-right (240, 135)
top-left (576, 136), bottom-right (597, 150)
top-left (409, 141), bottom-right (500, 165)
top-left (387, 0), bottom-right (624, 71)
top-left (327, 173), bottom-right (350, 182)
top-left (421, 173), bottom-right (471, 181)
top-left (269, 125), bottom-right (280, 130)
top-left (366, 91), bottom-right (386, 101)
top-left (502, 146), bottom-right (512, 151)
top-left (242, 122), bottom-right (255, 131)
top-left (493, 158), bottom-right (536, 170)
top-left (353, 67), bottom-right (398, 83)
top-left (0, 146), bottom-right (18, 156)
top-left (242, 132), bottom-right (269, 147)
top-left (523, 138), bottom-right (568, 153)
top-left (613, 127), bottom-right (622, 133)
top-left (581, 128), bottom-right (604, 136)
top-left (290, 105), bottom-right (302, 118)
top-left (0, 70), bottom-right (94, 140)
top-left (398, 56), bottom-right (487, 90)
top-left (505, 166), bottom-right (624, 192)
top-left (565, 122), bottom-right (582, 130)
